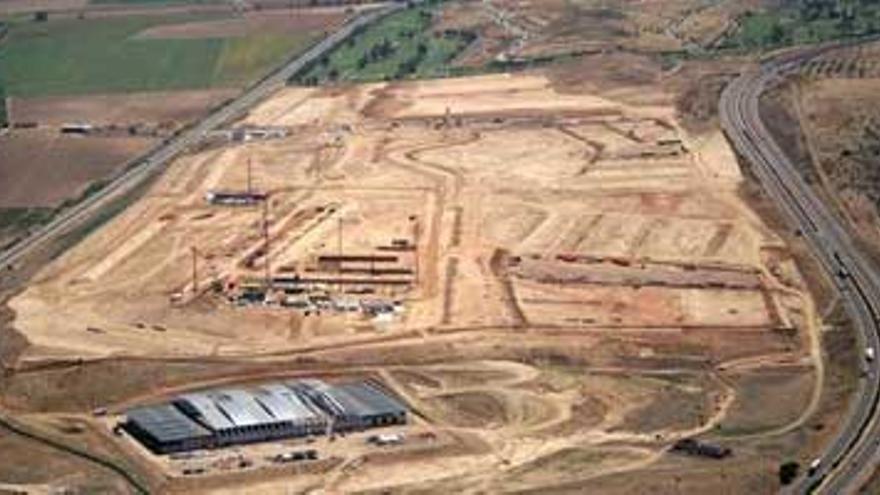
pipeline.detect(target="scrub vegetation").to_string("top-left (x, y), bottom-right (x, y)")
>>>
top-left (722, 0), bottom-right (880, 50)
top-left (296, 1), bottom-right (474, 84)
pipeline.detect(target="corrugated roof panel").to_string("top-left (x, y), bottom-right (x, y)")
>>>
top-left (254, 383), bottom-right (323, 422)
top-left (177, 393), bottom-right (235, 431)
top-left (324, 382), bottom-right (406, 417)
top-left (212, 389), bottom-right (275, 427)
top-left (127, 404), bottom-right (211, 443)
top-left (337, 383), bottom-right (406, 416)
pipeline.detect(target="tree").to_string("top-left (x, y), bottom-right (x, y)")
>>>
top-left (779, 461), bottom-right (800, 485)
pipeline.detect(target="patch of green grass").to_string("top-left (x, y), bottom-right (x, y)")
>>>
top-left (0, 83), bottom-right (7, 127)
top-left (0, 208), bottom-right (54, 232)
top-left (0, 208), bottom-right (54, 251)
top-left (0, 14), bottom-right (316, 97)
top-left (296, 2), bottom-right (474, 84)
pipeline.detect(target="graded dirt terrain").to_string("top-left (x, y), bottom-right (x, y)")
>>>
top-left (3, 73), bottom-right (823, 492)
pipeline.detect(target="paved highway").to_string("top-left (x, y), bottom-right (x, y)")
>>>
top-left (0, 2), bottom-right (403, 271)
top-left (720, 47), bottom-right (880, 494)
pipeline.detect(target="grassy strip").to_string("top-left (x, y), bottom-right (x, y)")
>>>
top-left (0, 176), bottom-right (111, 253)
top-left (295, 1), bottom-right (474, 84)
top-left (0, 83), bottom-right (6, 127)
top-left (720, 1), bottom-right (880, 51)
top-left (0, 208), bottom-right (54, 253)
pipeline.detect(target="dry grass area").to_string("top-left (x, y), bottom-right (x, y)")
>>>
top-left (797, 75), bottom-right (880, 257)
top-left (0, 69), bottom-right (832, 492)
top-left (8, 89), bottom-right (237, 126)
top-left (0, 0), bottom-right (88, 15)
top-left (435, 0), bottom-right (760, 66)
top-left (0, 426), bottom-right (134, 494)
top-left (134, 8), bottom-right (346, 39)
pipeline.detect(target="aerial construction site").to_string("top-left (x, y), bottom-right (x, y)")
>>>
top-left (3, 73), bottom-right (822, 492)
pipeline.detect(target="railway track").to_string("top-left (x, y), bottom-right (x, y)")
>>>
top-left (720, 45), bottom-right (880, 494)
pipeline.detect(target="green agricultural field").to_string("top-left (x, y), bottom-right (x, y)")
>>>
top-left (0, 14), bottom-right (316, 96)
top-left (297, 2), bottom-right (473, 84)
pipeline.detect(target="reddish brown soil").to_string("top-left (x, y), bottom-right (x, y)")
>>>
top-left (0, 130), bottom-right (154, 207)
top-left (9, 89), bottom-right (238, 126)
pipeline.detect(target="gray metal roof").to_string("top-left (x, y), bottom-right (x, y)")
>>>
top-left (253, 383), bottom-right (324, 423)
top-left (211, 389), bottom-right (275, 427)
top-left (176, 393), bottom-right (236, 431)
top-left (330, 382), bottom-right (407, 417)
top-left (127, 403), bottom-right (211, 443)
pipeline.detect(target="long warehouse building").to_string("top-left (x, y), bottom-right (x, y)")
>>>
top-left (123, 379), bottom-right (407, 454)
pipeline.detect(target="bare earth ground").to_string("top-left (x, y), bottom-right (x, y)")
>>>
top-left (8, 89), bottom-right (238, 126)
top-left (438, 0), bottom-right (764, 66)
top-left (797, 75), bottom-right (880, 257)
top-left (0, 130), bottom-right (155, 208)
top-left (0, 71), bottom-right (829, 493)
top-left (0, 427), bottom-right (134, 495)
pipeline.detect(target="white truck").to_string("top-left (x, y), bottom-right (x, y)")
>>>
top-left (867, 347), bottom-right (876, 362)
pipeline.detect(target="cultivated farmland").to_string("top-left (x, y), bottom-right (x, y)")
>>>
top-left (0, 13), bottom-right (325, 96)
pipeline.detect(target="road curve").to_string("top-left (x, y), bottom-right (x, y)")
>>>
top-left (0, 2), bottom-right (403, 271)
top-left (720, 48), bottom-right (880, 494)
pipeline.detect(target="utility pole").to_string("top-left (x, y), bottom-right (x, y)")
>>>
top-left (247, 157), bottom-right (253, 195)
top-left (263, 199), bottom-right (271, 291)
top-left (411, 215), bottom-right (420, 288)
top-left (337, 216), bottom-right (344, 293)
top-left (191, 246), bottom-right (199, 294)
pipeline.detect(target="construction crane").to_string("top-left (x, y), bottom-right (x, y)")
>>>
top-left (191, 246), bottom-right (199, 294)
top-left (262, 198), bottom-right (272, 291)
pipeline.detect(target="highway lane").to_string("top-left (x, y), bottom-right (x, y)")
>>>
top-left (0, 2), bottom-right (403, 271)
top-left (720, 52), bottom-right (880, 494)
